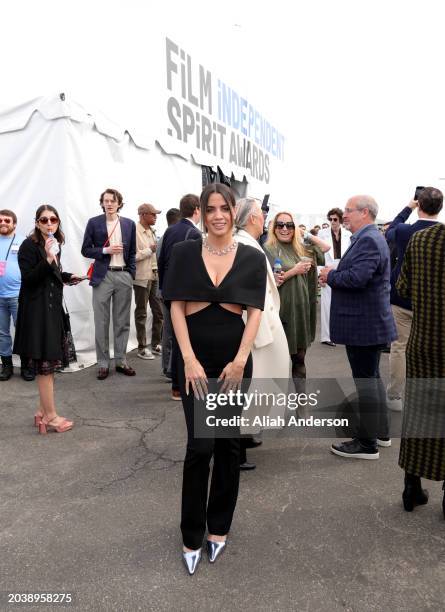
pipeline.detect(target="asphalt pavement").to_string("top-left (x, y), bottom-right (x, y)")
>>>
top-left (1, 335), bottom-right (445, 612)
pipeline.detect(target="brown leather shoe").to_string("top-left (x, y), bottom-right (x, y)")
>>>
top-left (115, 364), bottom-right (136, 376)
top-left (97, 367), bottom-right (109, 380)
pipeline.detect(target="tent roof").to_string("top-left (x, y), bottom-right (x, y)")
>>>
top-left (0, 94), bottom-right (153, 149)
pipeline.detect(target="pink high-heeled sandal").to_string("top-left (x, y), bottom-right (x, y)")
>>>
top-left (38, 416), bottom-right (74, 434)
top-left (34, 411), bottom-right (44, 427)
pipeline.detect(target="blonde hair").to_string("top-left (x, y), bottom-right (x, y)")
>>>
top-left (265, 211), bottom-right (307, 257)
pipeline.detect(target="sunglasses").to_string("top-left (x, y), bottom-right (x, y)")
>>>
top-left (0, 218), bottom-right (13, 224)
top-left (38, 216), bottom-right (59, 225)
top-left (329, 217), bottom-right (339, 222)
top-left (275, 221), bottom-right (295, 230)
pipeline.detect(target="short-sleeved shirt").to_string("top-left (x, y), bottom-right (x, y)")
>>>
top-left (0, 233), bottom-right (25, 298)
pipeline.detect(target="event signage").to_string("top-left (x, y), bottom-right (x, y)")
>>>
top-left (165, 37), bottom-right (285, 185)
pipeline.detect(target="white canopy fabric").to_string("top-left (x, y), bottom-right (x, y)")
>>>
top-left (0, 95), bottom-right (203, 368)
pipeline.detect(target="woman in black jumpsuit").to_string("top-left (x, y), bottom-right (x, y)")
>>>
top-left (163, 183), bottom-right (266, 574)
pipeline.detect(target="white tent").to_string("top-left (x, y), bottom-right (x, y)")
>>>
top-left (0, 94), bottom-right (204, 367)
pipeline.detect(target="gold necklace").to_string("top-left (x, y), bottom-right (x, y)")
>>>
top-left (203, 238), bottom-right (237, 256)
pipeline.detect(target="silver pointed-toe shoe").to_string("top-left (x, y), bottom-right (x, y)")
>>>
top-left (206, 540), bottom-right (226, 563)
top-left (182, 548), bottom-right (202, 575)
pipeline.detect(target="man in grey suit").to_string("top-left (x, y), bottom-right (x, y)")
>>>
top-left (82, 188), bottom-right (136, 380)
top-left (319, 195), bottom-right (397, 459)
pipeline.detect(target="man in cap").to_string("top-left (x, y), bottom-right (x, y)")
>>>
top-left (133, 203), bottom-right (163, 360)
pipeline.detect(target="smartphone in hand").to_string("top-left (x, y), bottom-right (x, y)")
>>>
top-left (414, 186), bottom-right (424, 201)
top-left (67, 275), bottom-right (88, 285)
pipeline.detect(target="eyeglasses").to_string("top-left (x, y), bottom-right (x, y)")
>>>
top-left (37, 216), bottom-right (59, 224)
top-left (275, 221), bottom-right (295, 230)
top-left (0, 218), bottom-right (13, 224)
top-left (343, 207), bottom-right (361, 214)
top-left (329, 217), bottom-right (339, 222)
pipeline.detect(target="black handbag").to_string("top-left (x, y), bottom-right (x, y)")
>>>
top-left (62, 300), bottom-right (77, 364)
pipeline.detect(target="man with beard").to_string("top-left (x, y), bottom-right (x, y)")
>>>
top-left (0, 209), bottom-right (34, 381)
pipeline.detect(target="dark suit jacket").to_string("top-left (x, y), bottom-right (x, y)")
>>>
top-left (81, 214), bottom-right (136, 287)
top-left (14, 237), bottom-right (72, 360)
top-left (327, 224), bottom-right (397, 346)
top-left (158, 218), bottom-right (201, 291)
top-left (385, 206), bottom-right (438, 310)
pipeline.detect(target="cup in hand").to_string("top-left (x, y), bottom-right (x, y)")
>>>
top-left (300, 256), bottom-right (312, 272)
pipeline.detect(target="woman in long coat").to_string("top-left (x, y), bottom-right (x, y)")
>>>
top-left (396, 222), bottom-right (445, 516)
top-left (14, 205), bottom-right (81, 433)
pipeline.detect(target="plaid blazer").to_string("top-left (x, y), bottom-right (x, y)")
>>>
top-left (327, 224), bottom-right (397, 346)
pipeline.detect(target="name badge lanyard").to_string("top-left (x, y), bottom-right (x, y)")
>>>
top-left (3, 234), bottom-right (15, 261)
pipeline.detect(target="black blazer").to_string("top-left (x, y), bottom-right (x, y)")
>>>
top-left (163, 239), bottom-right (266, 310)
top-left (158, 218), bottom-right (201, 291)
top-left (13, 238), bottom-right (72, 360)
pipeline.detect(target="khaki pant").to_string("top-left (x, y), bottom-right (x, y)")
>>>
top-left (387, 304), bottom-right (413, 399)
top-left (133, 279), bottom-right (163, 350)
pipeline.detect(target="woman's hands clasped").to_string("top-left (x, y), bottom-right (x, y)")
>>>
top-left (184, 356), bottom-right (208, 400)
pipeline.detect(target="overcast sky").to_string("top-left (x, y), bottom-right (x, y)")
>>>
top-left (2, 0), bottom-right (445, 219)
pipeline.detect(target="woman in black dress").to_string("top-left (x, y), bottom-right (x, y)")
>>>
top-left (14, 205), bottom-right (81, 434)
top-left (163, 183), bottom-right (266, 574)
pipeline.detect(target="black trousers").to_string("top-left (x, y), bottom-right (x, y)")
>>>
top-left (345, 344), bottom-right (389, 449)
top-left (177, 304), bottom-right (252, 550)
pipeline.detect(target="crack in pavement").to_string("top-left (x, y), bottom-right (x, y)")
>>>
top-left (63, 410), bottom-right (184, 490)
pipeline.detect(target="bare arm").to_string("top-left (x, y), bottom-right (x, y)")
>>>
top-left (170, 301), bottom-right (208, 398)
top-left (305, 232), bottom-right (331, 253)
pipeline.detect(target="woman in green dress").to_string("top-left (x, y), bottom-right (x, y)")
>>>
top-left (264, 212), bottom-right (328, 381)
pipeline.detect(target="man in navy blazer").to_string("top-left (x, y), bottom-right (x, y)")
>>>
top-left (384, 187), bottom-right (442, 412)
top-left (157, 194), bottom-right (201, 400)
top-left (158, 195), bottom-right (201, 293)
top-left (81, 188), bottom-right (136, 380)
top-left (319, 195), bottom-right (397, 459)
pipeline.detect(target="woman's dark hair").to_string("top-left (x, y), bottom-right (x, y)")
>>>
top-left (200, 183), bottom-right (236, 231)
top-left (100, 188), bottom-right (124, 211)
top-left (30, 204), bottom-right (65, 245)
